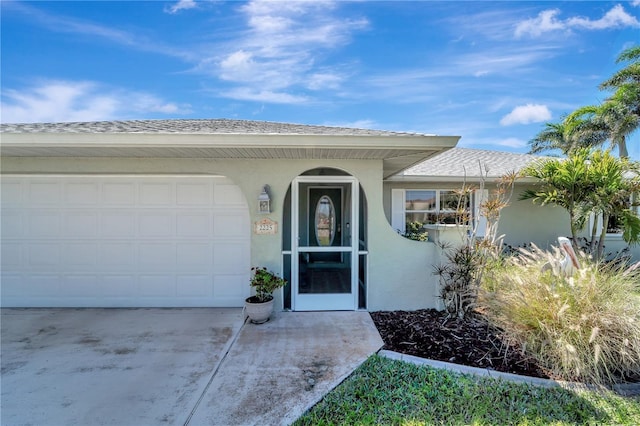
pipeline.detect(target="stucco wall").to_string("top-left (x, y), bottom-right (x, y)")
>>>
top-left (2, 156), bottom-right (445, 311)
top-left (383, 180), bottom-right (640, 261)
top-left (384, 180), bottom-right (573, 249)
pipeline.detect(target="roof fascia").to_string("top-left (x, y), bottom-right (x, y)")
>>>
top-left (0, 132), bottom-right (460, 151)
top-left (385, 175), bottom-right (539, 184)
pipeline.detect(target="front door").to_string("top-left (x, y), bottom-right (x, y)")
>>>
top-left (292, 176), bottom-right (358, 310)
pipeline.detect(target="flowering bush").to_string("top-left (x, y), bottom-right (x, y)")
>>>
top-left (249, 267), bottom-right (287, 303)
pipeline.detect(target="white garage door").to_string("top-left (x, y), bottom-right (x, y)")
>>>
top-left (1, 175), bottom-right (251, 307)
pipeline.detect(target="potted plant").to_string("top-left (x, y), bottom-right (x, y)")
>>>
top-left (245, 267), bottom-right (287, 324)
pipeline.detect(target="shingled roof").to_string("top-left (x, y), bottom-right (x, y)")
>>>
top-left (393, 147), bottom-right (544, 180)
top-left (0, 119), bottom-right (430, 137)
top-left (0, 119), bottom-right (459, 178)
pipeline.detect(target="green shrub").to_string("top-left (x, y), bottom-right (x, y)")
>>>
top-left (480, 245), bottom-right (640, 385)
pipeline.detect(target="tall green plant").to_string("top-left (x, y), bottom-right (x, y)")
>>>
top-left (521, 149), bottom-right (640, 258)
top-left (520, 149), bottom-right (592, 251)
top-left (583, 150), bottom-right (640, 257)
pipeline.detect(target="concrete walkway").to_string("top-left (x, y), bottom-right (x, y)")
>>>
top-left (1, 309), bottom-right (383, 426)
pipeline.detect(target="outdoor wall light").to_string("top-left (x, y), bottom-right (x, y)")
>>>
top-left (258, 185), bottom-right (271, 214)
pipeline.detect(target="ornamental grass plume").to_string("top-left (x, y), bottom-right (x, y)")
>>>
top-left (480, 244), bottom-right (640, 385)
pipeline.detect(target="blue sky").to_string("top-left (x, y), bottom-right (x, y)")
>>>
top-left (1, 1), bottom-right (639, 158)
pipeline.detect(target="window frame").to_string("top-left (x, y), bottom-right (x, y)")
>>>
top-left (392, 188), bottom-right (481, 238)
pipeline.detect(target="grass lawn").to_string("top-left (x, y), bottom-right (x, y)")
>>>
top-left (295, 356), bottom-right (640, 425)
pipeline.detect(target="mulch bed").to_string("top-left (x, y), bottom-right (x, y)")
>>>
top-left (370, 309), bottom-right (551, 379)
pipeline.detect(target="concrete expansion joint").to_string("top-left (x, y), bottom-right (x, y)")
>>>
top-left (183, 316), bottom-right (249, 426)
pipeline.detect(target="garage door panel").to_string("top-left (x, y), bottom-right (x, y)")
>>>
top-left (139, 275), bottom-right (175, 297)
top-left (100, 243), bottom-right (135, 267)
top-left (29, 212), bottom-right (60, 237)
top-left (1, 175), bottom-right (250, 307)
top-left (177, 275), bottom-right (211, 297)
top-left (102, 212), bottom-right (136, 237)
top-left (61, 275), bottom-right (101, 296)
top-left (177, 213), bottom-right (212, 237)
top-left (102, 275), bottom-right (137, 296)
top-left (65, 212), bottom-right (99, 237)
top-left (177, 182), bottom-right (212, 206)
top-left (1, 211), bottom-right (23, 238)
top-left (1, 181), bottom-right (23, 205)
top-left (140, 182), bottom-right (173, 205)
top-left (139, 212), bottom-right (175, 237)
top-left (213, 274), bottom-right (246, 298)
top-left (63, 243), bottom-right (98, 267)
top-left (28, 243), bottom-right (60, 267)
top-left (28, 182), bottom-right (61, 205)
top-left (138, 242), bottom-right (175, 268)
top-left (176, 242), bottom-right (211, 268)
top-left (65, 182), bottom-right (99, 205)
top-left (28, 275), bottom-right (61, 295)
top-left (1, 243), bottom-right (22, 268)
top-left (103, 183), bottom-right (135, 205)
top-left (1, 274), bottom-right (23, 296)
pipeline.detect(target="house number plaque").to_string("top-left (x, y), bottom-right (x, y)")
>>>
top-left (254, 218), bottom-right (278, 235)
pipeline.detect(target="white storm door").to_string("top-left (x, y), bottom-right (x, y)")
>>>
top-left (291, 176), bottom-right (358, 311)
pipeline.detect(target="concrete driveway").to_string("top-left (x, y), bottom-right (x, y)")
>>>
top-left (1, 308), bottom-right (383, 426)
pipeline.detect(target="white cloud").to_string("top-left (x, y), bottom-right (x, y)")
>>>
top-left (6, 1), bottom-right (193, 61)
top-left (515, 4), bottom-right (640, 38)
top-left (500, 104), bottom-right (551, 126)
top-left (567, 4), bottom-right (640, 30)
top-left (211, 0), bottom-right (368, 102)
top-left (165, 0), bottom-right (198, 14)
top-left (307, 72), bottom-right (344, 90)
top-left (515, 9), bottom-right (565, 38)
top-left (325, 119), bottom-right (379, 130)
top-left (494, 137), bottom-right (527, 148)
top-left (219, 87), bottom-right (308, 104)
top-left (1, 80), bottom-right (190, 123)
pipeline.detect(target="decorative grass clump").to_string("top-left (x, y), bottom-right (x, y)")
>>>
top-left (480, 245), bottom-right (640, 385)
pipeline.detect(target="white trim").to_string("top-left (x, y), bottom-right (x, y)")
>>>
top-left (291, 176), bottom-right (359, 311)
top-left (473, 189), bottom-right (489, 238)
top-left (391, 188), bottom-right (406, 233)
top-left (391, 188), bottom-right (474, 236)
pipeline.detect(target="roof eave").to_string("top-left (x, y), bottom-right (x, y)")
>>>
top-left (0, 132), bottom-right (460, 179)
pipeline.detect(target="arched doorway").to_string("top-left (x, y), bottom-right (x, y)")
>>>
top-left (282, 168), bottom-right (367, 311)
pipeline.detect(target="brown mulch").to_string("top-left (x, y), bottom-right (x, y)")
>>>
top-left (370, 309), bottom-right (551, 379)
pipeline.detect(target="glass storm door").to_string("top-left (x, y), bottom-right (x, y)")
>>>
top-left (292, 176), bottom-right (358, 311)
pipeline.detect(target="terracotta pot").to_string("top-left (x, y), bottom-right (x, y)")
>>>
top-left (245, 297), bottom-right (274, 324)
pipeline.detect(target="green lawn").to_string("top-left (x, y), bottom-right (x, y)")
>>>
top-left (295, 356), bottom-right (640, 425)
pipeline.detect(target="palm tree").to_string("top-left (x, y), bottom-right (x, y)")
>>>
top-left (565, 99), bottom-right (636, 158)
top-left (592, 44), bottom-right (640, 158)
top-left (521, 149), bottom-right (640, 259)
top-left (600, 45), bottom-right (640, 94)
top-left (530, 45), bottom-right (639, 158)
top-left (520, 150), bottom-right (593, 251)
top-left (583, 150), bottom-right (640, 258)
top-left (528, 120), bottom-right (576, 155)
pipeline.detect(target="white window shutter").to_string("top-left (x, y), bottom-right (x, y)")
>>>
top-left (474, 189), bottom-right (489, 237)
top-left (391, 189), bottom-right (405, 233)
